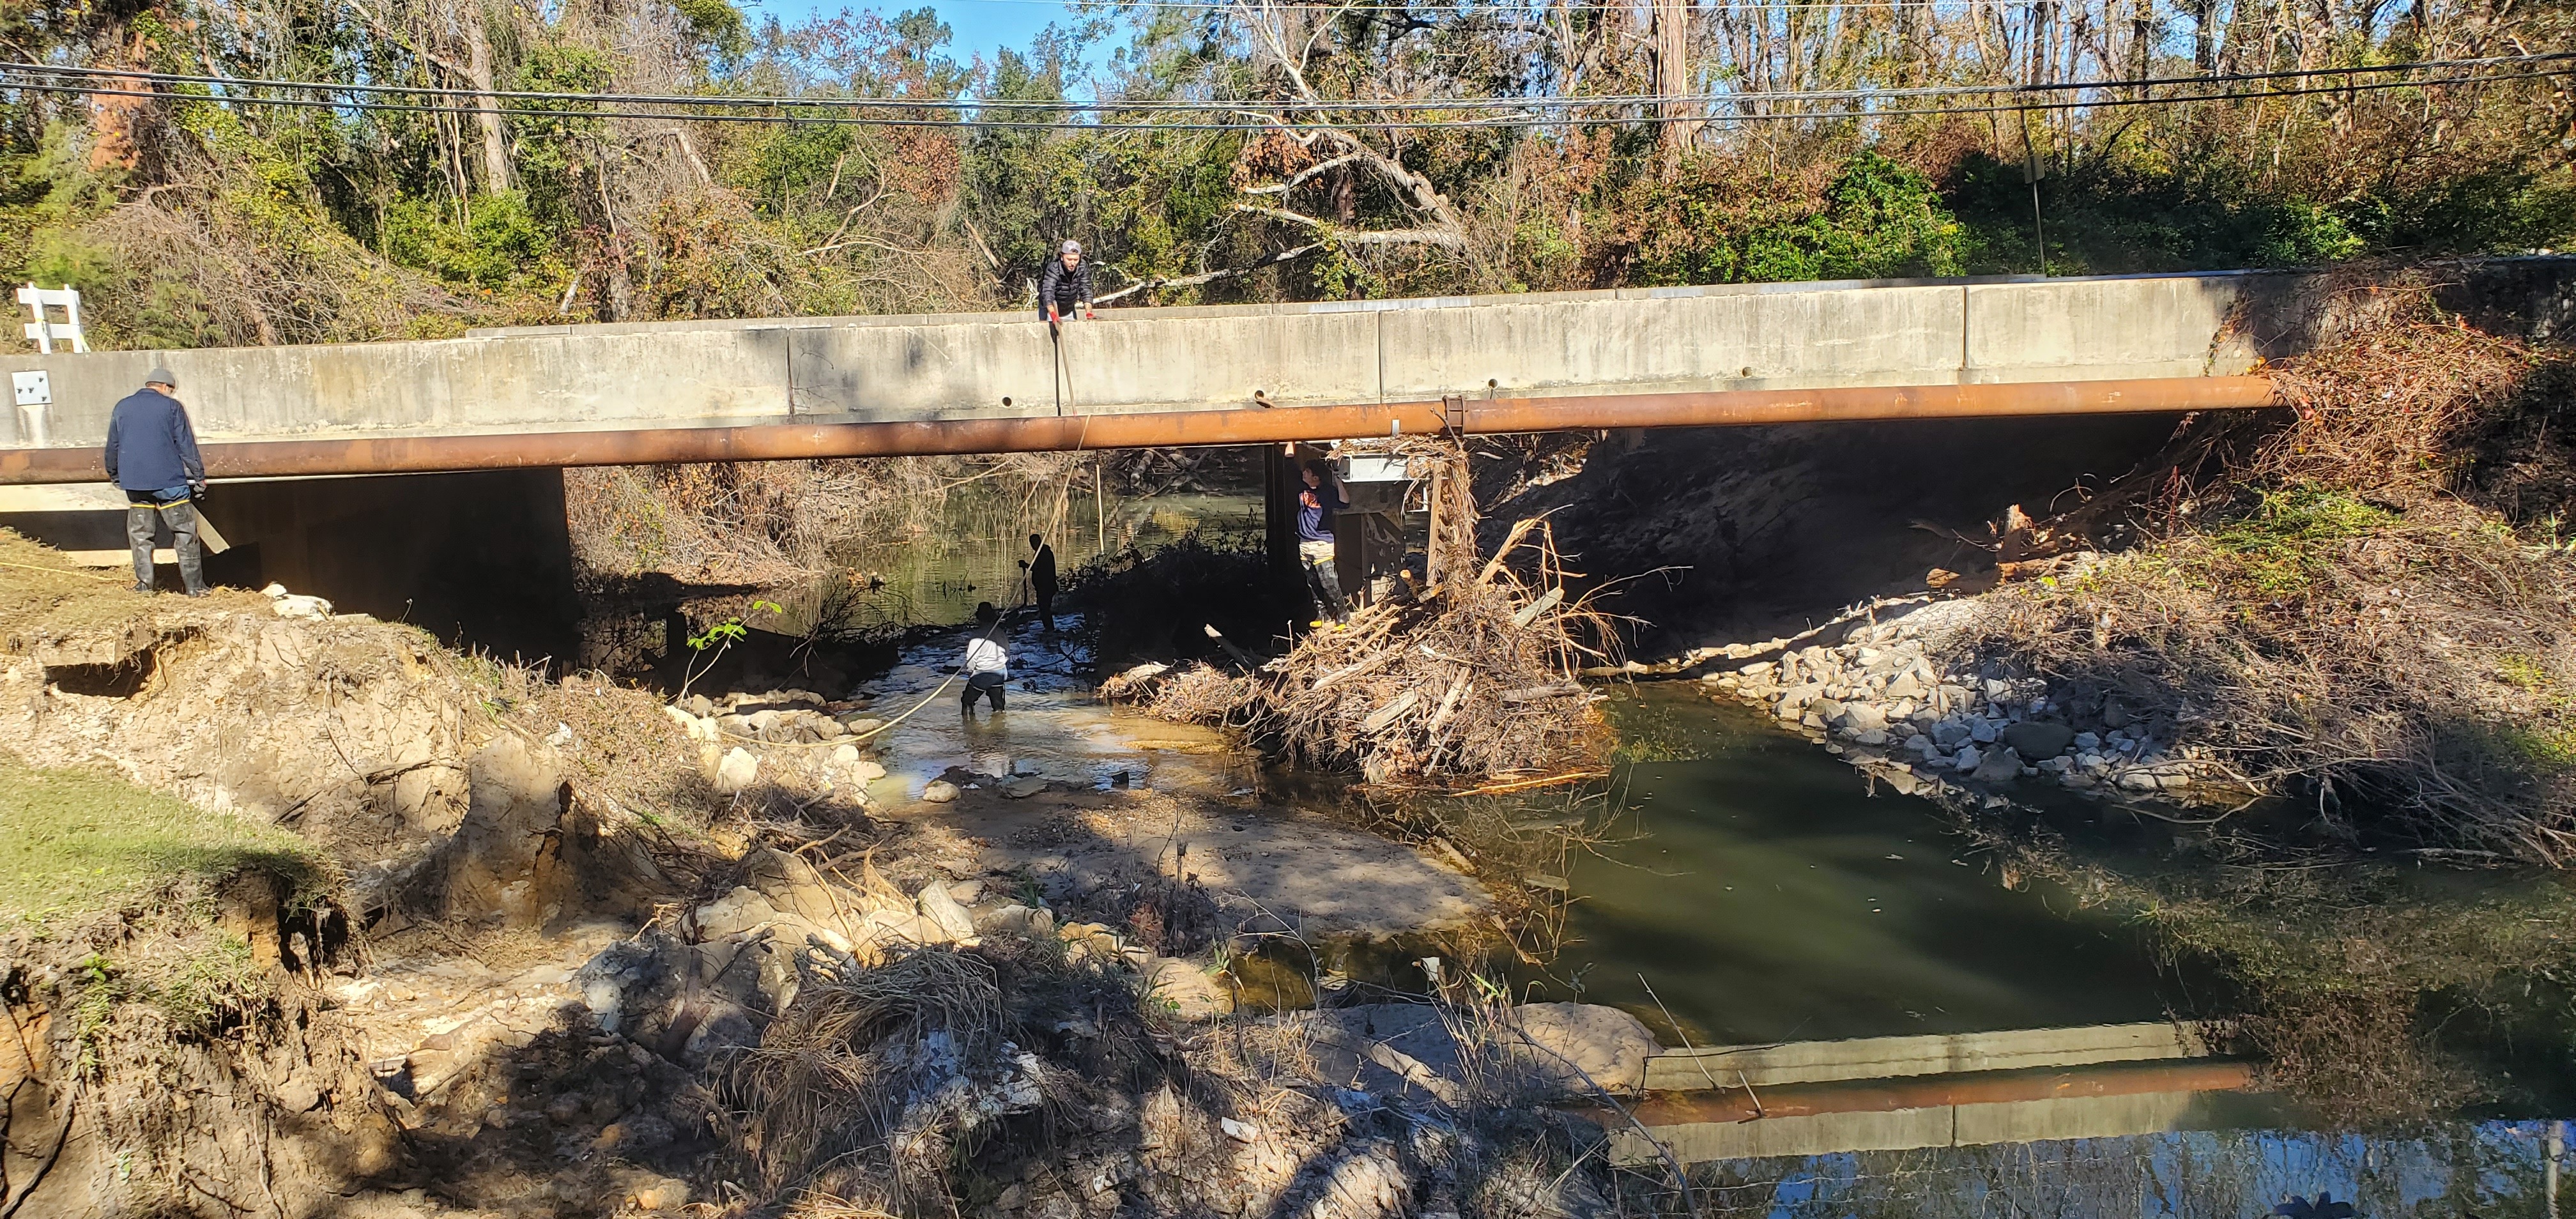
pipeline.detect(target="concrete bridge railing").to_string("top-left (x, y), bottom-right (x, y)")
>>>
top-left (0, 271), bottom-right (2313, 451)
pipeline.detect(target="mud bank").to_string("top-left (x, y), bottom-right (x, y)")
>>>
top-left (0, 526), bottom-right (1666, 1217)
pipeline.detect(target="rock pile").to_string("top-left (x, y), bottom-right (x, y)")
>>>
top-left (1700, 599), bottom-right (2234, 804)
top-left (664, 687), bottom-right (890, 800)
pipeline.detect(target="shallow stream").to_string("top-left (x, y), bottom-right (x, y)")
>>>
top-left (799, 483), bottom-right (2576, 1216)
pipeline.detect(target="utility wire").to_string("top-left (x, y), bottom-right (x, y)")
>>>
top-left (3, 63), bottom-right (2561, 130)
top-left (6, 50), bottom-right (2568, 115)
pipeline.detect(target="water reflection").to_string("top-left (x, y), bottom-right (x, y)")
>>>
top-left (1692, 1118), bottom-right (2573, 1218)
top-left (813, 487), bottom-right (1262, 633)
top-left (1532, 687), bottom-right (2184, 1044)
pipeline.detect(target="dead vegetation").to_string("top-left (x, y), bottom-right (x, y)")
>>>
top-left (1133, 443), bottom-right (1618, 786)
top-left (1963, 281), bottom-right (2576, 862)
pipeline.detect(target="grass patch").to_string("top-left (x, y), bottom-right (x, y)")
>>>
top-left (0, 756), bottom-right (327, 928)
top-left (2198, 486), bottom-right (2396, 597)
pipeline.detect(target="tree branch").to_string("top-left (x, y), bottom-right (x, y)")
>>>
top-left (1094, 243), bottom-right (1326, 303)
top-left (1232, 203), bottom-right (1467, 249)
top-left (1242, 151), bottom-right (1368, 197)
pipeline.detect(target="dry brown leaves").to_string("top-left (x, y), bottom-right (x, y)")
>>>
top-left (1976, 287), bottom-right (2576, 862)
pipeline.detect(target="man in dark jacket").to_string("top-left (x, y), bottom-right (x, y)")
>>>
top-left (1297, 459), bottom-right (1347, 622)
top-left (1038, 240), bottom-right (1096, 323)
top-left (102, 366), bottom-right (208, 596)
top-left (1020, 532), bottom-right (1059, 629)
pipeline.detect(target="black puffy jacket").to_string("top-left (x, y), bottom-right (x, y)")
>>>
top-left (1038, 256), bottom-right (1095, 318)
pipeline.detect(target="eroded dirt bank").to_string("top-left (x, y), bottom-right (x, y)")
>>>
top-left (0, 527), bottom-right (1666, 1218)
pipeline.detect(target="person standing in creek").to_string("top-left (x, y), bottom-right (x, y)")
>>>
top-left (960, 602), bottom-right (1010, 716)
top-left (1022, 532), bottom-right (1059, 629)
top-left (1298, 459), bottom-right (1348, 622)
top-left (102, 366), bottom-right (209, 597)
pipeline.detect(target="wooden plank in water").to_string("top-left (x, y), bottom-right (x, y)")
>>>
top-left (1641, 1021), bottom-right (2210, 1092)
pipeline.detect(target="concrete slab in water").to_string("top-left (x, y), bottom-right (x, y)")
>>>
top-left (1643, 1020), bottom-right (2209, 1091)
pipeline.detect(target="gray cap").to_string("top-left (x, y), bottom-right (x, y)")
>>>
top-left (1061, 240), bottom-right (1082, 256)
top-left (144, 367), bottom-right (177, 388)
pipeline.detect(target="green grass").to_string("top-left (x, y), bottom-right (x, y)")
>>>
top-left (2498, 653), bottom-right (2552, 692)
top-left (0, 758), bottom-right (326, 927)
top-left (2202, 486), bottom-right (2396, 597)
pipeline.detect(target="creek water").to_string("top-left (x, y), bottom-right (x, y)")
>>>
top-left (809, 484), bottom-right (2576, 1215)
top-left (814, 486), bottom-right (1262, 633)
top-left (1537, 686), bottom-right (2182, 1045)
top-left (841, 615), bottom-right (2576, 1212)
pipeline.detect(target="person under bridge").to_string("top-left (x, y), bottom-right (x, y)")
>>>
top-left (959, 602), bottom-right (1010, 716)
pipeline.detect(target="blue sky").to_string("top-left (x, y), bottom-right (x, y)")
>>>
top-left (744, 0), bottom-right (1083, 65)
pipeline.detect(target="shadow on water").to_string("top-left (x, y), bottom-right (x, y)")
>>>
top-left (1272, 681), bottom-right (2576, 1210)
top-left (1549, 688), bottom-right (2189, 1045)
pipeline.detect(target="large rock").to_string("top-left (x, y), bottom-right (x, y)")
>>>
top-left (1971, 747), bottom-right (2024, 783)
top-left (1292, 1002), bottom-right (1660, 1102)
top-left (712, 747), bottom-right (758, 794)
top-left (741, 847), bottom-right (850, 931)
top-left (916, 882), bottom-right (979, 942)
top-left (577, 930), bottom-right (802, 1067)
top-left (1498, 1002), bottom-right (1662, 1094)
top-left (1140, 956), bottom-right (1232, 1020)
top-left (694, 886), bottom-right (783, 940)
top-left (855, 907), bottom-right (953, 949)
top-left (977, 903), bottom-right (1056, 940)
top-left (828, 744), bottom-right (889, 783)
top-left (1834, 703), bottom-right (1889, 733)
top-left (921, 780), bottom-right (961, 804)
top-left (2000, 720), bottom-right (2076, 759)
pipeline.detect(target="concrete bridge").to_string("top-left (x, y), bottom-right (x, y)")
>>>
top-left (0, 269), bottom-right (2312, 482)
top-left (1, 260), bottom-right (2565, 654)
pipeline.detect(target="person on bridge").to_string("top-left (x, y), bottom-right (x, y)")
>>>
top-left (102, 366), bottom-right (208, 598)
top-left (1021, 533), bottom-right (1059, 629)
top-left (1039, 240), bottom-right (1096, 325)
top-left (960, 602), bottom-right (1010, 715)
top-left (1298, 459), bottom-right (1347, 622)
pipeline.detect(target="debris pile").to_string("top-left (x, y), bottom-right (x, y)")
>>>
top-left (1136, 445), bottom-right (1617, 784)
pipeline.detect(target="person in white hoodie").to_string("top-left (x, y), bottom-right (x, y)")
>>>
top-left (960, 601), bottom-right (1009, 714)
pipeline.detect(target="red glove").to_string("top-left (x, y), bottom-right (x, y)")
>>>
top-left (1084, 310), bottom-right (1096, 320)
top-left (1048, 305), bottom-right (1060, 323)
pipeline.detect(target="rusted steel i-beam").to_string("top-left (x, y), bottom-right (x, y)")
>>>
top-left (0, 376), bottom-right (2274, 484)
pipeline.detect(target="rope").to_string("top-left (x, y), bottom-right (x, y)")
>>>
top-left (708, 580), bottom-right (1032, 751)
top-left (705, 411), bottom-right (1087, 751)
top-left (0, 560), bottom-right (119, 581)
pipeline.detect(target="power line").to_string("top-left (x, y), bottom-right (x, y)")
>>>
top-left (3, 61), bottom-right (2559, 130)
top-left (4, 50), bottom-right (2564, 116)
